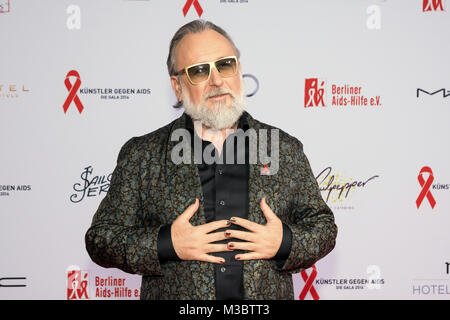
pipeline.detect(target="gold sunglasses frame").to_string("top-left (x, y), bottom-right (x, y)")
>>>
top-left (175, 56), bottom-right (239, 85)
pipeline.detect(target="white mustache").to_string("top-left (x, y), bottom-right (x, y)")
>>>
top-left (204, 89), bottom-right (234, 100)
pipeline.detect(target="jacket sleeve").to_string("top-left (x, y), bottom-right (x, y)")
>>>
top-left (85, 137), bottom-right (163, 276)
top-left (275, 139), bottom-right (338, 273)
top-left (272, 223), bottom-right (292, 268)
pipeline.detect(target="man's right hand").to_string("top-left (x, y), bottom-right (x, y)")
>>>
top-left (171, 198), bottom-right (231, 264)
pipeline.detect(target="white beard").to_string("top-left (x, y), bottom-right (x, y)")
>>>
top-left (181, 77), bottom-right (246, 130)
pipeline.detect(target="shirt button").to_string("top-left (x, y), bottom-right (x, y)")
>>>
top-left (220, 267), bottom-right (226, 273)
top-left (219, 200), bottom-right (225, 206)
top-left (218, 169), bottom-right (223, 175)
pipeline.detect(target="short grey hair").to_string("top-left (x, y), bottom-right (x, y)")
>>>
top-left (167, 20), bottom-right (241, 108)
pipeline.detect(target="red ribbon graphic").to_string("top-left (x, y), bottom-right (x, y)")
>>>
top-left (63, 70), bottom-right (84, 114)
top-left (416, 166), bottom-right (436, 209)
top-left (183, 0), bottom-right (203, 17)
top-left (299, 265), bottom-right (320, 300)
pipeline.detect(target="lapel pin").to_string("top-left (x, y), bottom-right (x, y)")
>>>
top-left (261, 164), bottom-right (270, 175)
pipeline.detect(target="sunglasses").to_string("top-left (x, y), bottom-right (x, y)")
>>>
top-left (174, 56), bottom-right (238, 85)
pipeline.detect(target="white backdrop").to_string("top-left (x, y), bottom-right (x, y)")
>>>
top-left (1, 0), bottom-right (449, 300)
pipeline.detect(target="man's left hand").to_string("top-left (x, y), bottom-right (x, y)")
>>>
top-left (225, 197), bottom-right (283, 260)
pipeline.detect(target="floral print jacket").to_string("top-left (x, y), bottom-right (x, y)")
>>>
top-left (85, 111), bottom-right (337, 300)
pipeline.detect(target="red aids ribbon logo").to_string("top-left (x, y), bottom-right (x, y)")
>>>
top-left (183, 0), bottom-right (203, 17)
top-left (416, 166), bottom-right (436, 209)
top-left (63, 70), bottom-right (84, 114)
top-left (299, 265), bottom-right (320, 300)
top-left (67, 269), bottom-right (89, 300)
top-left (305, 78), bottom-right (326, 107)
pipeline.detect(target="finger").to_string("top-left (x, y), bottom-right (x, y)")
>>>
top-left (227, 241), bottom-right (255, 251)
top-left (228, 217), bottom-right (262, 232)
top-left (200, 220), bottom-right (231, 233)
top-left (206, 231), bottom-right (228, 243)
top-left (224, 229), bottom-right (256, 242)
top-left (205, 243), bottom-right (233, 253)
top-left (234, 252), bottom-right (261, 261)
top-left (199, 254), bottom-right (226, 264)
top-left (183, 198), bottom-right (199, 222)
top-left (260, 197), bottom-right (276, 223)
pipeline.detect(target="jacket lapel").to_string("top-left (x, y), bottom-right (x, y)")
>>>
top-left (164, 113), bottom-right (205, 226)
top-left (164, 112), bottom-right (215, 299)
top-left (244, 114), bottom-right (280, 297)
top-left (246, 113), bottom-right (277, 224)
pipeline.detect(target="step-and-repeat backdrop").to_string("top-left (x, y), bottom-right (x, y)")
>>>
top-left (1, 0), bottom-right (449, 300)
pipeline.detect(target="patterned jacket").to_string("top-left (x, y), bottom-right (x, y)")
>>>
top-left (85, 111), bottom-right (337, 300)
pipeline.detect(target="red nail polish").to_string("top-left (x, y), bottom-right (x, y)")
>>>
top-left (228, 243), bottom-right (234, 248)
top-left (235, 256), bottom-right (240, 260)
top-left (225, 231), bottom-right (231, 237)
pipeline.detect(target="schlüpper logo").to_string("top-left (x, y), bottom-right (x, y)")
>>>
top-left (183, 0), bottom-right (203, 17)
top-left (63, 70), bottom-right (84, 114)
top-left (305, 78), bottom-right (326, 107)
top-left (423, 0), bottom-right (445, 12)
top-left (316, 167), bottom-right (379, 208)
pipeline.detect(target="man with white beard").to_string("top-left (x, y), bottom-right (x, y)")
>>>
top-left (85, 20), bottom-right (337, 300)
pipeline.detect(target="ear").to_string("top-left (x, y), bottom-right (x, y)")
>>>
top-left (170, 75), bottom-right (183, 102)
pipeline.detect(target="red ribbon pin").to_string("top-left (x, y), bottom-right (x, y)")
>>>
top-left (261, 164), bottom-right (270, 175)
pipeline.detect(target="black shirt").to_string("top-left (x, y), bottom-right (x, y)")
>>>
top-left (157, 112), bottom-right (292, 299)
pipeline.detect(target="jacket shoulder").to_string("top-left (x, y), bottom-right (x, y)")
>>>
top-left (249, 115), bottom-right (303, 152)
top-left (116, 117), bottom-right (178, 162)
